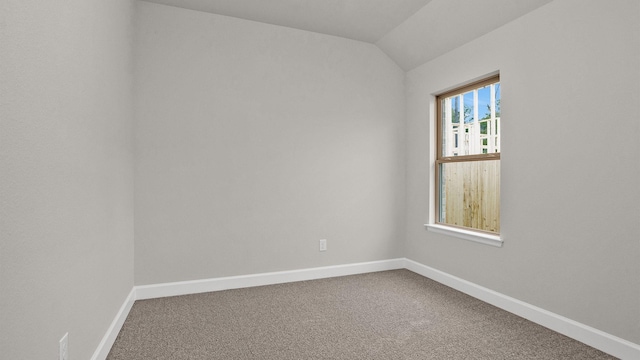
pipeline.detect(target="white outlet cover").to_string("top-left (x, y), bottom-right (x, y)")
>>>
top-left (319, 239), bottom-right (327, 251)
top-left (59, 332), bottom-right (68, 360)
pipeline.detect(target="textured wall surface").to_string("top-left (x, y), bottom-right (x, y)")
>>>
top-left (0, 0), bottom-right (135, 358)
top-left (404, 0), bottom-right (640, 344)
top-left (133, 2), bottom-right (405, 285)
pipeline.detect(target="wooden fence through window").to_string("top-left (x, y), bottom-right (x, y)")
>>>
top-left (441, 160), bottom-right (500, 233)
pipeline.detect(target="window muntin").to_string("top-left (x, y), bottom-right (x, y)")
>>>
top-left (436, 76), bottom-right (500, 234)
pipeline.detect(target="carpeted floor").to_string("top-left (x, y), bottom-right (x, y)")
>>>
top-left (107, 270), bottom-right (617, 359)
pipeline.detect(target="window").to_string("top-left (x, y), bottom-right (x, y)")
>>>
top-left (434, 75), bottom-right (501, 238)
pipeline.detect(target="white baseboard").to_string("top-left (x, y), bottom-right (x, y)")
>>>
top-left (404, 258), bottom-right (640, 360)
top-left (93, 258), bottom-right (640, 360)
top-left (92, 259), bottom-right (404, 359)
top-left (90, 288), bottom-right (136, 360)
top-left (135, 258), bottom-right (406, 300)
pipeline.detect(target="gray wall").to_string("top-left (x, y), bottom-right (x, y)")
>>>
top-left (404, 0), bottom-right (640, 344)
top-left (0, 0), bottom-right (135, 359)
top-left (2, 0), bottom-right (638, 357)
top-left (133, 2), bottom-right (406, 285)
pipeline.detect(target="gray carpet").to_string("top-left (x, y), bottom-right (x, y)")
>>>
top-left (107, 270), bottom-right (616, 359)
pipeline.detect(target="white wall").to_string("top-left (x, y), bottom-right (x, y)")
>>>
top-left (0, 0), bottom-right (134, 358)
top-left (134, 2), bottom-right (405, 285)
top-left (405, 0), bottom-right (640, 344)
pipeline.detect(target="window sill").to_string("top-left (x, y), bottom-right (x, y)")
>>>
top-left (425, 224), bottom-right (503, 247)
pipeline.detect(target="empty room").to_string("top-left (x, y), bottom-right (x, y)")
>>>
top-left (1, 0), bottom-right (639, 359)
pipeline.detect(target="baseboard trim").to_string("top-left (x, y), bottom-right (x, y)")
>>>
top-left (404, 258), bottom-right (640, 360)
top-left (93, 258), bottom-right (640, 360)
top-left (90, 287), bottom-right (136, 360)
top-left (135, 258), bottom-right (406, 300)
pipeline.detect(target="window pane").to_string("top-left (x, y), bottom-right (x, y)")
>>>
top-left (439, 160), bottom-right (500, 233)
top-left (441, 81), bottom-right (500, 157)
top-left (495, 83), bottom-right (501, 117)
top-left (478, 85), bottom-right (491, 120)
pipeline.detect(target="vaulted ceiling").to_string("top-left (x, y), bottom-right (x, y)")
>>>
top-left (141, 0), bottom-right (553, 70)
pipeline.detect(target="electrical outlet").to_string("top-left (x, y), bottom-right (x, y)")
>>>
top-left (319, 239), bottom-right (327, 252)
top-left (59, 332), bottom-right (68, 360)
